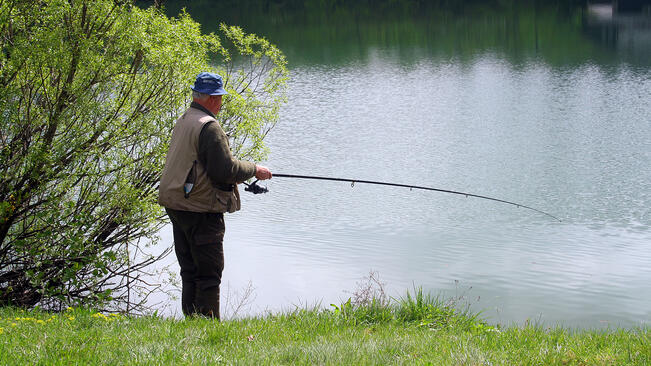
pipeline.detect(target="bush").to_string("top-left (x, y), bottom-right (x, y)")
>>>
top-left (0, 0), bottom-right (287, 311)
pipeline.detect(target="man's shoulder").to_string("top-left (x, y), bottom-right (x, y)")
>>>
top-left (180, 108), bottom-right (218, 134)
top-left (185, 106), bottom-right (216, 120)
top-left (198, 119), bottom-right (227, 149)
top-left (200, 119), bottom-right (222, 134)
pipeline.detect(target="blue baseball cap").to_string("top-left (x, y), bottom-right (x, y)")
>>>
top-left (191, 72), bottom-right (228, 95)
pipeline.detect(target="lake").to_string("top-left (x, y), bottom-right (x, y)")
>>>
top-left (154, 1), bottom-right (651, 328)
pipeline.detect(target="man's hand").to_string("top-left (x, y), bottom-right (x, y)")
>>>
top-left (255, 165), bottom-right (272, 180)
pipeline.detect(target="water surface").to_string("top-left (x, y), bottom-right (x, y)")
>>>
top-left (156, 1), bottom-right (651, 328)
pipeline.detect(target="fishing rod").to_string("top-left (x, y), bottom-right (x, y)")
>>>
top-left (244, 173), bottom-right (561, 222)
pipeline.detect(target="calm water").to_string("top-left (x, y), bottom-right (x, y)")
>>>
top-left (155, 2), bottom-right (651, 328)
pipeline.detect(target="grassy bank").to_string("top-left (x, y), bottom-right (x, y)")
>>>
top-left (1, 290), bottom-right (649, 365)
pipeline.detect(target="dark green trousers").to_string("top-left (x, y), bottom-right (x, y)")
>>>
top-left (165, 208), bottom-right (225, 319)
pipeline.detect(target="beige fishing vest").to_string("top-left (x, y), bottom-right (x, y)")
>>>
top-left (158, 107), bottom-right (241, 213)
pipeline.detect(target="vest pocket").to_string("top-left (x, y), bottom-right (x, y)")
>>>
top-left (214, 189), bottom-right (230, 212)
top-left (214, 188), bottom-right (240, 213)
top-left (183, 160), bottom-right (198, 199)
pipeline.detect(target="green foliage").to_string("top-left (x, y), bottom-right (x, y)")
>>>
top-left (217, 24), bottom-right (288, 160)
top-left (0, 0), bottom-right (287, 310)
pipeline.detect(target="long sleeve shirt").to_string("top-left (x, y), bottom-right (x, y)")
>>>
top-left (192, 102), bottom-right (256, 186)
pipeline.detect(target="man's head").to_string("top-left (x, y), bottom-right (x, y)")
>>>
top-left (191, 72), bottom-right (228, 114)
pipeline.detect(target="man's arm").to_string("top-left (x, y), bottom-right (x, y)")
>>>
top-left (198, 122), bottom-right (257, 185)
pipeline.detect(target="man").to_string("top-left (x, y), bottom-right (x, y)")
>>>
top-left (158, 72), bottom-right (272, 319)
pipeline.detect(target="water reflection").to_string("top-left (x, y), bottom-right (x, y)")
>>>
top-left (584, 3), bottom-right (651, 62)
top-left (154, 0), bottom-right (651, 66)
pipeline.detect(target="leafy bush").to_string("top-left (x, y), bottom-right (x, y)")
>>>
top-left (0, 0), bottom-right (287, 311)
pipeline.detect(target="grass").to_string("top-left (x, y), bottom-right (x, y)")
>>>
top-left (1, 287), bottom-right (649, 365)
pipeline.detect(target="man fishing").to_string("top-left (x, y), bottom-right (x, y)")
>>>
top-left (158, 72), bottom-right (272, 319)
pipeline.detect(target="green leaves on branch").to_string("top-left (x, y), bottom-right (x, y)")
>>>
top-left (217, 24), bottom-right (288, 160)
top-left (0, 0), bottom-right (287, 311)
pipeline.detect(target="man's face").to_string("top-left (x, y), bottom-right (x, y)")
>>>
top-left (209, 95), bottom-right (223, 114)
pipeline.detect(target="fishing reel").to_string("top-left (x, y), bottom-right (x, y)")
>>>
top-left (244, 180), bottom-right (268, 194)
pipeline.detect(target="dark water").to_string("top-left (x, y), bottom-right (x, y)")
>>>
top-left (153, 1), bottom-right (651, 327)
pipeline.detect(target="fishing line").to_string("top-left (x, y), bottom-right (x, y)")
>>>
top-left (244, 173), bottom-right (561, 222)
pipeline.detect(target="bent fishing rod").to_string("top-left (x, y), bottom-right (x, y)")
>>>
top-left (244, 173), bottom-right (561, 222)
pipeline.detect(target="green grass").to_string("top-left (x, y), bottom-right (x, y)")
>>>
top-left (1, 289), bottom-right (649, 365)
